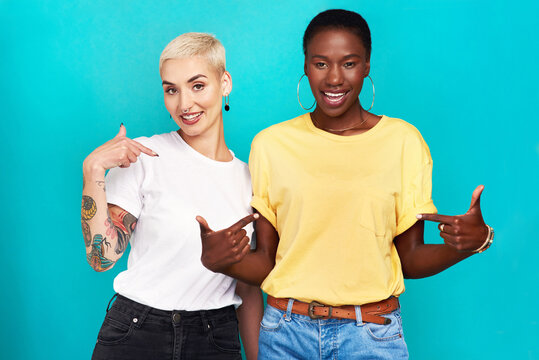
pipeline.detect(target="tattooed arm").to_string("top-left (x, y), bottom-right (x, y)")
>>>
top-left (81, 124), bottom-right (157, 272)
top-left (81, 186), bottom-right (136, 271)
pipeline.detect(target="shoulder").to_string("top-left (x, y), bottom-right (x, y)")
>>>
top-left (251, 113), bottom-right (309, 147)
top-left (234, 158), bottom-right (251, 180)
top-left (382, 116), bottom-right (433, 163)
top-left (132, 131), bottom-right (178, 154)
top-left (232, 156), bottom-right (249, 171)
top-left (382, 116), bottom-right (424, 137)
top-left (381, 116), bottom-right (429, 147)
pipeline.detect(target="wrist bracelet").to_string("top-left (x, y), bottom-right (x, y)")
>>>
top-left (474, 225), bottom-right (494, 253)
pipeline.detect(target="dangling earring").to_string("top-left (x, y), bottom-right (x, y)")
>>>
top-left (224, 94), bottom-right (230, 111)
top-left (362, 75), bottom-right (375, 112)
top-left (297, 74), bottom-right (316, 111)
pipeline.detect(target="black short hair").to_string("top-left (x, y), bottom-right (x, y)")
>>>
top-left (303, 9), bottom-right (372, 58)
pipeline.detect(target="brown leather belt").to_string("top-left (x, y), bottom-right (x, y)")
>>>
top-left (267, 295), bottom-right (399, 325)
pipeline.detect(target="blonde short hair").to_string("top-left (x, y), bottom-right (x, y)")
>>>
top-left (159, 32), bottom-right (226, 75)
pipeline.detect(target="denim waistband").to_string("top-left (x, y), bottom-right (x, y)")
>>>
top-left (108, 293), bottom-right (237, 326)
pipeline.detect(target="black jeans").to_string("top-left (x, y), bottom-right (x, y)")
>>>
top-left (92, 294), bottom-right (242, 360)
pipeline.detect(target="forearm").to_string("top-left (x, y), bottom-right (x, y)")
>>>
top-left (400, 243), bottom-right (473, 279)
top-left (235, 281), bottom-right (263, 360)
top-left (222, 250), bottom-right (275, 286)
top-left (82, 164), bottom-right (123, 271)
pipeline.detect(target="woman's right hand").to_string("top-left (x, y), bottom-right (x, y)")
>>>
top-left (196, 213), bottom-right (259, 273)
top-left (83, 124), bottom-right (158, 176)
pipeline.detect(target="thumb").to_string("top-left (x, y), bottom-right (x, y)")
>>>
top-left (468, 184), bottom-right (484, 213)
top-left (116, 123), bottom-right (126, 138)
top-left (196, 216), bottom-right (213, 235)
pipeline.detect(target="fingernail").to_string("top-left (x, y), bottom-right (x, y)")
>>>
top-left (120, 123), bottom-right (123, 127)
top-left (254, 213), bottom-right (259, 219)
top-left (416, 214), bottom-right (422, 219)
top-left (153, 152), bottom-right (159, 157)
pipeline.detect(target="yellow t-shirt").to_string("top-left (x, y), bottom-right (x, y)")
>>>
top-left (249, 113), bottom-right (437, 306)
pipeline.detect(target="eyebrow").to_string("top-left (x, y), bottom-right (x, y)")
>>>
top-left (162, 74), bottom-right (208, 86)
top-left (187, 74), bottom-right (207, 82)
top-left (311, 54), bottom-right (362, 60)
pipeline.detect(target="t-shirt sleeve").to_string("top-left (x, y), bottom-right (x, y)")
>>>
top-left (249, 135), bottom-right (277, 228)
top-left (395, 131), bottom-right (438, 235)
top-left (105, 157), bottom-right (145, 219)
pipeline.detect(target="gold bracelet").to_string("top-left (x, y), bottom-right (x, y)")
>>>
top-left (474, 225), bottom-right (494, 253)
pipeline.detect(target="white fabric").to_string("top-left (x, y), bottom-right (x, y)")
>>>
top-left (105, 131), bottom-right (253, 311)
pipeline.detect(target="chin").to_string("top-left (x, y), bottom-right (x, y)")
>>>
top-left (180, 124), bottom-right (205, 137)
top-left (317, 105), bottom-right (347, 118)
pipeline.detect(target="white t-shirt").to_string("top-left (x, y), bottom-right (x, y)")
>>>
top-left (105, 131), bottom-right (253, 311)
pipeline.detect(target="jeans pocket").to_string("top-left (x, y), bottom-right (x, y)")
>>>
top-left (96, 308), bottom-right (135, 345)
top-left (364, 310), bottom-right (404, 341)
top-left (208, 319), bottom-right (241, 354)
top-left (260, 305), bottom-right (285, 332)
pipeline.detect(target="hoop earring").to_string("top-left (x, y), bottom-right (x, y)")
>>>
top-left (362, 75), bottom-right (375, 112)
top-left (224, 94), bottom-right (230, 111)
top-left (297, 74), bottom-right (316, 111)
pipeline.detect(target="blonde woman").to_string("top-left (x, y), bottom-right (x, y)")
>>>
top-left (82, 33), bottom-right (262, 359)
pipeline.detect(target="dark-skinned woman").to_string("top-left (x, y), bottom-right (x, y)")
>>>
top-left (196, 9), bottom-right (494, 359)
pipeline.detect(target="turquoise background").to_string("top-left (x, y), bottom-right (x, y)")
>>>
top-left (1, 0), bottom-right (538, 359)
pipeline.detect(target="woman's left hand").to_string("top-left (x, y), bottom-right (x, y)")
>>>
top-left (417, 185), bottom-right (489, 252)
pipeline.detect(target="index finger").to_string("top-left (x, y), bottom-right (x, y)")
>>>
top-left (416, 213), bottom-right (454, 224)
top-left (229, 213), bottom-right (259, 233)
top-left (129, 139), bottom-right (159, 157)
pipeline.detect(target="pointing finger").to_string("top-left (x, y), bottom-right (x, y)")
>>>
top-left (229, 213), bottom-right (259, 233)
top-left (196, 216), bottom-right (213, 235)
top-left (130, 139), bottom-right (159, 157)
top-left (416, 213), bottom-right (454, 224)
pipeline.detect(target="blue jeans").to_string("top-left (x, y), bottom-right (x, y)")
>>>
top-left (258, 299), bottom-right (408, 360)
top-left (92, 294), bottom-right (241, 360)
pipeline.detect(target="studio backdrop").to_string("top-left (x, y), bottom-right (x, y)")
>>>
top-left (1, 0), bottom-right (537, 359)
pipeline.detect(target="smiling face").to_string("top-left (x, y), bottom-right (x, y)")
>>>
top-left (305, 28), bottom-right (370, 119)
top-left (161, 57), bottom-right (231, 137)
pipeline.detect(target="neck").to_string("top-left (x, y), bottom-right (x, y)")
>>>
top-left (312, 101), bottom-right (372, 134)
top-left (178, 119), bottom-right (232, 162)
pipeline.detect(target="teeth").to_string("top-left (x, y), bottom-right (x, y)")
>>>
top-left (182, 112), bottom-right (202, 120)
top-left (324, 92), bottom-right (345, 98)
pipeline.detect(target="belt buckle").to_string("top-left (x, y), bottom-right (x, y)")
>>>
top-left (308, 301), bottom-right (332, 319)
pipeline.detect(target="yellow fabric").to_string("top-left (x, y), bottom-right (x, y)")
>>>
top-left (249, 113), bottom-right (437, 306)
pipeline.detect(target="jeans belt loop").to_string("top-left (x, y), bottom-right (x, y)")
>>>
top-left (354, 305), bottom-right (364, 326)
top-left (200, 311), bottom-right (210, 333)
top-left (135, 303), bottom-right (151, 329)
top-left (285, 299), bottom-right (294, 321)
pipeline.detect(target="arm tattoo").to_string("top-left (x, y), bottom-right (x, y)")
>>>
top-left (81, 220), bottom-right (92, 247)
top-left (81, 195), bottom-right (97, 220)
top-left (87, 234), bottom-right (116, 271)
top-left (111, 210), bottom-right (137, 255)
top-left (96, 180), bottom-right (106, 191)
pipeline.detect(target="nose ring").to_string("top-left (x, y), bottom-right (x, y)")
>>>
top-left (182, 108), bottom-right (190, 113)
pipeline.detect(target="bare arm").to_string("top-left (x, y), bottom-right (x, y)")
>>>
top-left (395, 185), bottom-right (490, 279)
top-left (81, 124), bottom-right (157, 271)
top-left (235, 281), bottom-right (263, 360)
top-left (394, 221), bottom-right (474, 278)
